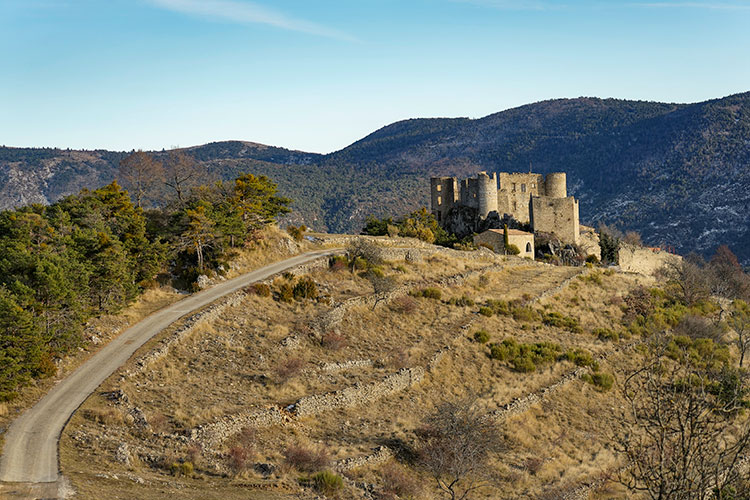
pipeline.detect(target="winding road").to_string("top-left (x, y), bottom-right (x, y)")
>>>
top-left (0, 249), bottom-right (338, 487)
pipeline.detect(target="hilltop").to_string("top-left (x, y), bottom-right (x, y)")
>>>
top-left (2, 92), bottom-right (750, 262)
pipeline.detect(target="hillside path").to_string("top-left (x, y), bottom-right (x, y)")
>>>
top-left (0, 249), bottom-right (338, 486)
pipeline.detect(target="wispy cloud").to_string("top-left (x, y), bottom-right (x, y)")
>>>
top-left (147, 0), bottom-right (357, 41)
top-left (632, 1), bottom-right (750, 8)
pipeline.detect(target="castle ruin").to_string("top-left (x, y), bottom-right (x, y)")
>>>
top-left (430, 171), bottom-right (584, 247)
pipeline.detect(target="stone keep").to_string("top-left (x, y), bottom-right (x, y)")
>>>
top-left (430, 170), bottom-right (581, 245)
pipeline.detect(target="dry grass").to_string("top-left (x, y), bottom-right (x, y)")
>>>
top-left (59, 248), bottom-right (652, 499)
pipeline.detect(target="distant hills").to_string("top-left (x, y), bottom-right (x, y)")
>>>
top-left (2, 92), bottom-right (750, 263)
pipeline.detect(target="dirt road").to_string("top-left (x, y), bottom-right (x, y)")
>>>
top-left (0, 249), bottom-right (338, 486)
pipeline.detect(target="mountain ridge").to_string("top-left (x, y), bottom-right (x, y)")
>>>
top-left (2, 91), bottom-right (750, 262)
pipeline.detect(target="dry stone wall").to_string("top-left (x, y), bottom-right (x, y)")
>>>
top-left (618, 243), bottom-right (681, 276)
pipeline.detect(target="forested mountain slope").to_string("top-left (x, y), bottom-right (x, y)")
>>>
top-left (2, 92), bottom-right (749, 262)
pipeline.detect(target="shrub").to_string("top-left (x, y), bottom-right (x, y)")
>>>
top-left (448, 295), bottom-right (475, 307)
top-left (474, 330), bottom-right (490, 343)
top-left (286, 224), bottom-right (306, 241)
top-left (524, 456), bottom-right (544, 475)
top-left (275, 357), bottom-right (305, 383)
top-left (284, 444), bottom-right (330, 472)
top-left (512, 355), bottom-right (537, 373)
top-left (169, 461), bottom-right (194, 476)
top-left (353, 256), bottom-right (369, 271)
top-left (564, 349), bottom-right (598, 369)
top-left (489, 343), bottom-right (504, 360)
top-left (249, 283), bottom-right (271, 297)
top-left (312, 470), bottom-right (343, 495)
top-left (505, 244), bottom-right (520, 255)
top-left (579, 272), bottom-right (603, 286)
top-left (478, 306), bottom-right (493, 317)
top-left (366, 266), bottom-right (385, 278)
top-left (512, 306), bottom-right (540, 323)
top-left (593, 328), bottom-right (619, 342)
top-left (329, 255), bottom-right (348, 271)
top-left (421, 287), bottom-right (442, 300)
top-left (582, 372), bottom-right (615, 392)
top-left (321, 331), bottom-right (347, 350)
top-left (390, 295), bottom-right (418, 314)
top-left (379, 462), bottom-right (421, 499)
top-left (293, 277), bottom-right (318, 300)
top-left (586, 254), bottom-right (599, 264)
top-left (486, 299), bottom-right (511, 316)
top-left (277, 283), bottom-right (294, 303)
top-left (488, 338), bottom-right (564, 372)
top-left (542, 312), bottom-right (582, 333)
top-left (228, 445), bottom-right (251, 474)
top-left (395, 264), bottom-right (408, 273)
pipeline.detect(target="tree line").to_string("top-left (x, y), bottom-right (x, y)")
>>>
top-left (0, 151), bottom-right (290, 401)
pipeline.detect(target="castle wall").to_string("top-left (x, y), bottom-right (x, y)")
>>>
top-left (531, 196), bottom-right (580, 244)
top-left (545, 172), bottom-right (567, 198)
top-left (473, 229), bottom-right (534, 258)
top-left (497, 173), bottom-right (544, 223)
top-left (430, 177), bottom-right (458, 224)
top-left (476, 171), bottom-right (498, 220)
top-left (460, 178), bottom-right (479, 209)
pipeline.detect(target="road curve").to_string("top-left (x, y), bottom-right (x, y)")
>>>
top-left (0, 249), bottom-right (338, 483)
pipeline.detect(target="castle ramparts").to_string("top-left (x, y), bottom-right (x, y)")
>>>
top-left (430, 171), bottom-right (582, 245)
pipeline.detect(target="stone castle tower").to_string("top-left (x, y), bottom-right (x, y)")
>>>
top-left (430, 170), bottom-right (580, 244)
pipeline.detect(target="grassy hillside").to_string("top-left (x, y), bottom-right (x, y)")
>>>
top-left (59, 238), bottom-right (749, 499)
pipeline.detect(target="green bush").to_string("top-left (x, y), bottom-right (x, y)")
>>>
top-left (488, 338), bottom-right (563, 372)
top-left (312, 470), bottom-right (343, 495)
top-left (486, 299), bottom-right (511, 316)
top-left (353, 256), bottom-right (368, 270)
top-left (512, 306), bottom-right (540, 323)
top-left (586, 254), bottom-right (599, 264)
top-left (593, 328), bottom-right (619, 342)
top-left (474, 330), bottom-right (490, 343)
top-left (448, 295), bottom-right (475, 307)
top-left (478, 306), bottom-right (494, 317)
top-left (420, 288), bottom-right (442, 300)
top-left (579, 272), bottom-right (603, 286)
top-left (564, 348), bottom-right (598, 369)
top-left (505, 244), bottom-right (520, 255)
top-left (169, 461), bottom-right (194, 476)
top-left (542, 312), bottom-right (582, 333)
top-left (512, 355), bottom-right (536, 373)
top-left (582, 372), bottom-right (615, 392)
top-left (489, 343), bottom-right (506, 360)
top-left (293, 277), bottom-right (318, 300)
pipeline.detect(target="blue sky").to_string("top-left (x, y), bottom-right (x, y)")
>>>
top-left (2, 0), bottom-right (749, 153)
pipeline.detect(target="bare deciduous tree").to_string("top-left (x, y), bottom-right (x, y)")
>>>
top-left (117, 150), bottom-right (164, 208)
top-left (416, 398), bottom-right (502, 500)
top-left (163, 151), bottom-right (202, 204)
top-left (658, 255), bottom-right (711, 306)
top-left (614, 341), bottom-right (750, 500)
top-left (729, 300), bottom-right (750, 367)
